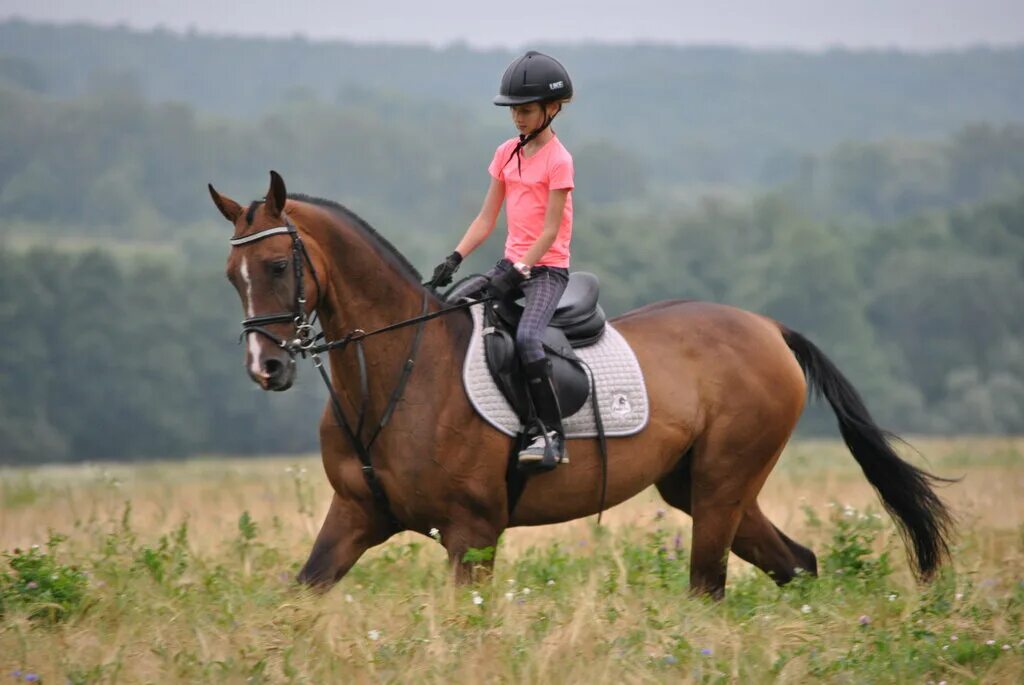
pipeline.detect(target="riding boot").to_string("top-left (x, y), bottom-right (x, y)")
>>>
top-left (518, 358), bottom-right (568, 466)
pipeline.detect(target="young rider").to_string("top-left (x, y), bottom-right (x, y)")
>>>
top-left (430, 50), bottom-right (575, 465)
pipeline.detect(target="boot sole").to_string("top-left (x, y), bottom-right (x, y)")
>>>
top-left (518, 453), bottom-right (569, 464)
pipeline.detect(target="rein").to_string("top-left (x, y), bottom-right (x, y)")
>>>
top-left (230, 219), bottom-right (490, 518)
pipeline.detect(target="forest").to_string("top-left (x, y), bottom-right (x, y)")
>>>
top-left (1, 20), bottom-right (1022, 462)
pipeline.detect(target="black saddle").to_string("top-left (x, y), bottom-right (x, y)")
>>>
top-left (481, 272), bottom-right (607, 422)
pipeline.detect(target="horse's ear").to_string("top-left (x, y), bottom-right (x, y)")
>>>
top-left (264, 170), bottom-right (287, 218)
top-left (208, 183), bottom-right (243, 223)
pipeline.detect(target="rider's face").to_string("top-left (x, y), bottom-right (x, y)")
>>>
top-left (510, 103), bottom-right (547, 135)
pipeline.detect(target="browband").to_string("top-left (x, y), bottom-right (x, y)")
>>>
top-left (229, 225), bottom-right (293, 246)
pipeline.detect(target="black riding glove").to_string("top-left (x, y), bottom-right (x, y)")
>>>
top-left (429, 251), bottom-right (463, 288)
top-left (486, 266), bottom-right (526, 301)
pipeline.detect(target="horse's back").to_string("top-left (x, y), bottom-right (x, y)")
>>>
top-left (612, 299), bottom-right (807, 426)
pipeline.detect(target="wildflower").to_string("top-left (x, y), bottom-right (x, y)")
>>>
top-left (887, 593), bottom-right (897, 602)
top-left (663, 655), bottom-right (678, 665)
top-left (700, 648), bottom-right (712, 656)
top-left (942, 645), bottom-right (949, 651)
top-left (858, 615), bottom-right (870, 626)
top-left (522, 587), bottom-right (531, 595)
top-left (344, 594), bottom-right (353, 603)
top-left (26, 581), bottom-right (38, 590)
top-left (986, 639), bottom-right (996, 646)
top-left (472, 592), bottom-right (484, 606)
top-left (24, 675), bottom-right (40, 683)
top-left (1002, 644), bottom-right (1011, 651)
top-left (428, 528), bottom-right (441, 540)
top-left (546, 579), bottom-right (555, 586)
top-left (506, 579), bottom-right (516, 585)
top-left (505, 592), bottom-right (514, 601)
top-left (950, 635), bottom-right (958, 641)
top-left (954, 592), bottom-right (963, 600)
top-left (801, 604), bottom-right (811, 614)
top-left (367, 629), bottom-right (381, 641)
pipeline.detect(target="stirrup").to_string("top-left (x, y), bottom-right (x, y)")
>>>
top-left (518, 430), bottom-right (568, 465)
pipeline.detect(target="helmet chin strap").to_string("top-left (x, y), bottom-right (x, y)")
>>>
top-left (506, 103), bottom-right (563, 174)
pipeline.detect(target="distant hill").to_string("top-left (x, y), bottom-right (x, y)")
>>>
top-left (2, 20), bottom-right (1023, 184)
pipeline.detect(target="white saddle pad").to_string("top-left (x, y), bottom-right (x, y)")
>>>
top-left (462, 304), bottom-right (649, 438)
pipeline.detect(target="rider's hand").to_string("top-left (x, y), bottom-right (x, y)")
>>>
top-left (429, 251), bottom-right (463, 288)
top-left (486, 266), bottom-right (526, 301)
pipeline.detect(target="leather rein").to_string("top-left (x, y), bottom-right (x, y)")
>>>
top-left (229, 219), bottom-right (489, 518)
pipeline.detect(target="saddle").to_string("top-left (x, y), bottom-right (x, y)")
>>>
top-left (482, 272), bottom-right (607, 422)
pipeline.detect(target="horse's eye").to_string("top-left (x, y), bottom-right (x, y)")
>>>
top-left (270, 260), bottom-right (289, 276)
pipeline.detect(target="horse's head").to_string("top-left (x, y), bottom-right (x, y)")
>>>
top-left (209, 171), bottom-right (319, 392)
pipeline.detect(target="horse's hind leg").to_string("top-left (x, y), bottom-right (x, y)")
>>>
top-left (657, 467), bottom-right (816, 586)
top-left (655, 451), bottom-right (745, 599)
top-left (297, 492), bottom-right (393, 588)
top-left (731, 505), bottom-right (817, 584)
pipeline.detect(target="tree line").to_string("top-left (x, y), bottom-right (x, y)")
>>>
top-left (2, 187), bottom-right (1021, 463)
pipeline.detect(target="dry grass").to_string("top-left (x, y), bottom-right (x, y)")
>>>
top-left (2, 437), bottom-right (1023, 683)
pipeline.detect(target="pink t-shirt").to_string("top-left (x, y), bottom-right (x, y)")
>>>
top-left (488, 135), bottom-right (574, 268)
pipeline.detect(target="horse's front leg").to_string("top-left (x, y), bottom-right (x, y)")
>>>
top-left (297, 491), bottom-right (392, 588)
top-left (442, 508), bottom-right (504, 584)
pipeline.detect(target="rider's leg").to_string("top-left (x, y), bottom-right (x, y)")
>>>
top-left (515, 267), bottom-right (569, 464)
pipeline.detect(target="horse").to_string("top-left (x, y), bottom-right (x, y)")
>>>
top-left (208, 171), bottom-right (954, 599)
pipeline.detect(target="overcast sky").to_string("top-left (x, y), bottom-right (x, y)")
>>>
top-left (2, 0), bottom-right (1022, 50)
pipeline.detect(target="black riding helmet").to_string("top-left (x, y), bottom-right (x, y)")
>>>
top-left (493, 50), bottom-right (573, 106)
top-left (494, 51), bottom-right (573, 172)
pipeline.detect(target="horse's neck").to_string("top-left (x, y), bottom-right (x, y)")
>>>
top-left (314, 221), bottom-right (449, 418)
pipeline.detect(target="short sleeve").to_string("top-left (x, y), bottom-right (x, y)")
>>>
top-left (488, 142), bottom-right (511, 180)
top-left (549, 152), bottom-right (574, 190)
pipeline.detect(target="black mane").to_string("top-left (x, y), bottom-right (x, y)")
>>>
top-left (247, 193), bottom-right (423, 281)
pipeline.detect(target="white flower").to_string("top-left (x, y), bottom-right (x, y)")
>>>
top-left (954, 592), bottom-right (963, 600)
top-left (1002, 644), bottom-right (1011, 651)
top-left (367, 629), bottom-right (381, 641)
top-left (887, 593), bottom-right (897, 602)
top-left (472, 594), bottom-right (484, 606)
top-left (546, 579), bottom-right (555, 586)
top-left (505, 592), bottom-right (515, 601)
top-left (801, 604), bottom-right (812, 614)
top-left (950, 635), bottom-right (958, 641)
top-left (522, 587), bottom-right (531, 595)
top-left (506, 579), bottom-right (516, 585)
top-left (344, 594), bottom-right (353, 603)
top-left (942, 645), bottom-right (949, 651)
top-left (986, 639), bottom-right (996, 646)
top-left (428, 527), bottom-right (440, 540)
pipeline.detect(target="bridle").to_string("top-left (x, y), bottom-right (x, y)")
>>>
top-left (229, 218), bottom-right (321, 356)
top-left (228, 215), bottom-right (489, 524)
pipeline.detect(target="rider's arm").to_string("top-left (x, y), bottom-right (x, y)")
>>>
top-left (519, 188), bottom-right (569, 267)
top-left (455, 177), bottom-right (505, 258)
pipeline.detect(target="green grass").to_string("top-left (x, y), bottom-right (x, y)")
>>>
top-left (1, 440), bottom-right (1023, 683)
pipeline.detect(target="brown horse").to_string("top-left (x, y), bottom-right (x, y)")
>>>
top-left (209, 172), bottom-right (953, 599)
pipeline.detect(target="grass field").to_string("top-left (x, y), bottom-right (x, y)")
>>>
top-left (2, 437), bottom-right (1023, 684)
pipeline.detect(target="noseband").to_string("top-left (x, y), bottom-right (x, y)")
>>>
top-left (229, 219), bottom-right (322, 356)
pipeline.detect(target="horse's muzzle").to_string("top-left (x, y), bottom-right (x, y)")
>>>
top-left (249, 354), bottom-right (297, 391)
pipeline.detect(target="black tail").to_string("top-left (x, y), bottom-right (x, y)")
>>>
top-left (781, 327), bottom-right (955, 580)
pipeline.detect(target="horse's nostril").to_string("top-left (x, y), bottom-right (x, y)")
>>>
top-left (264, 358), bottom-right (285, 379)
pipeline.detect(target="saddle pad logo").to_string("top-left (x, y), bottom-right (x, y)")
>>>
top-left (611, 394), bottom-right (632, 417)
